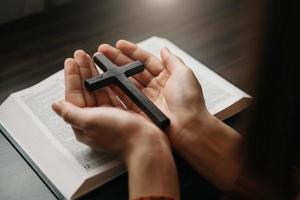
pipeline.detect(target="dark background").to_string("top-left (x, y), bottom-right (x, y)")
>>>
top-left (0, 0), bottom-right (265, 199)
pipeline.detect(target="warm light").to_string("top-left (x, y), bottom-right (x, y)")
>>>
top-left (144, 0), bottom-right (176, 6)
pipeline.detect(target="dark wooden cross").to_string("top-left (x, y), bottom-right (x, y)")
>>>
top-left (84, 54), bottom-right (170, 129)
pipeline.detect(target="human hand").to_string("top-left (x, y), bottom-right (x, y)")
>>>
top-left (51, 50), bottom-right (180, 199)
top-left (51, 50), bottom-right (170, 161)
top-left (99, 41), bottom-right (242, 191)
top-left (97, 40), bottom-right (212, 150)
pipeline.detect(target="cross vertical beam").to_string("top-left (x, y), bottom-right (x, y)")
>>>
top-left (84, 54), bottom-right (170, 129)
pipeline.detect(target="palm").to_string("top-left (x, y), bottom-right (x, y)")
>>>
top-left (65, 40), bottom-right (205, 140)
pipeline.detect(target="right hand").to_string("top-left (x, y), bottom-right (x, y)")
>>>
top-left (98, 40), bottom-right (214, 150)
top-left (100, 41), bottom-right (242, 191)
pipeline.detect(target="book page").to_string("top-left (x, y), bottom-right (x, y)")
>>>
top-left (0, 36), bottom-right (251, 199)
top-left (137, 37), bottom-right (250, 115)
top-left (15, 71), bottom-right (117, 172)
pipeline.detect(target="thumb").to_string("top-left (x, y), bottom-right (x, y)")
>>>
top-left (52, 100), bottom-right (88, 129)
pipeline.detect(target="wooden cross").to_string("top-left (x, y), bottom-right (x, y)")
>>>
top-left (84, 54), bottom-right (170, 129)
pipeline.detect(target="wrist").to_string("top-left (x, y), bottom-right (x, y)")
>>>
top-left (122, 123), bottom-right (180, 200)
top-left (170, 110), bottom-right (213, 151)
top-left (174, 113), bottom-right (243, 191)
top-left (121, 121), bottom-right (170, 165)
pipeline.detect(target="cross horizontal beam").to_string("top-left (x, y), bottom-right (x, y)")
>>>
top-left (84, 54), bottom-right (170, 129)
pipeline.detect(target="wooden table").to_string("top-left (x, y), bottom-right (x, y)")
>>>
top-left (0, 0), bottom-right (264, 199)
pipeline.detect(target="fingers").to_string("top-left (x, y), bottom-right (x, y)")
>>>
top-left (98, 44), bottom-right (132, 66)
top-left (73, 50), bottom-right (97, 107)
top-left (160, 47), bottom-right (187, 74)
top-left (98, 43), bottom-right (149, 88)
top-left (52, 100), bottom-right (144, 153)
top-left (52, 101), bottom-right (88, 129)
top-left (52, 99), bottom-right (129, 130)
top-left (115, 40), bottom-right (165, 78)
top-left (86, 53), bottom-right (117, 106)
top-left (64, 58), bottom-right (86, 107)
top-left (98, 44), bottom-right (144, 110)
top-left (52, 101), bottom-right (94, 145)
top-left (65, 51), bottom-right (116, 108)
top-left (52, 100), bottom-right (128, 138)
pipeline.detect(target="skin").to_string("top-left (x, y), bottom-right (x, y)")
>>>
top-left (52, 40), bottom-right (243, 199)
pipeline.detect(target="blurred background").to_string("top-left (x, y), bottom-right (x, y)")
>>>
top-left (0, 0), bottom-right (264, 100)
top-left (0, 0), bottom-right (72, 24)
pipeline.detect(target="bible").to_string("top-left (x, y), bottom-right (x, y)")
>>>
top-left (0, 36), bottom-right (251, 199)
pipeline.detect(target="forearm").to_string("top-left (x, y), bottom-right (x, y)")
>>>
top-left (124, 131), bottom-right (180, 200)
top-left (175, 115), bottom-right (243, 191)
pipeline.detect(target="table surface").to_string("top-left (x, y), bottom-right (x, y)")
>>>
top-left (0, 0), bottom-right (264, 199)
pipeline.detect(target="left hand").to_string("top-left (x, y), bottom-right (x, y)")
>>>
top-left (51, 50), bottom-right (180, 199)
top-left (51, 50), bottom-right (169, 160)
top-left (52, 100), bottom-right (166, 156)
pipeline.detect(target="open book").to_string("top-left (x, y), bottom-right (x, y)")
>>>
top-left (0, 37), bottom-right (251, 199)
